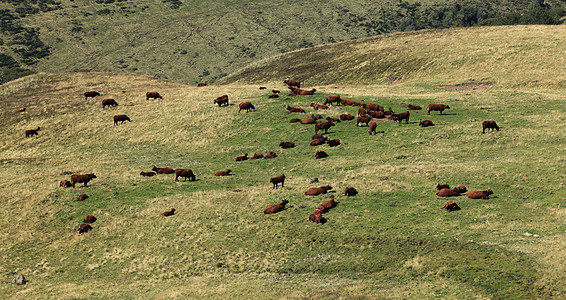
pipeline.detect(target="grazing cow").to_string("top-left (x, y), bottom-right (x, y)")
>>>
top-left (340, 114), bottom-right (355, 121)
top-left (324, 95), bottom-right (342, 106)
top-left (345, 186), bottom-right (358, 197)
top-left (268, 94), bottom-right (279, 99)
top-left (84, 91), bottom-right (101, 100)
top-left (327, 139), bottom-right (340, 147)
top-left (310, 138), bottom-right (327, 146)
top-left (408, 104), bottom-right (422, 110)
top-left (341, 99), bottom-right (355, 106)
top-left (174, 169), bottom-right (196, 182)
top-left (215, 169), bottom-right (232, 176)
top-left (279, 141), bottom-right (295, 149)
top-left (289, 87), bottom-right (316, 95)
top-left (369, 121), bottom-right (377, 135)
top-left (436, 184), bottom-right (450, 190)
top-left (272, 90), bottom-right (280, 94)
top-left (443, 201), bottom-right (461, 212)
top-left (161, 208), bottom-right (176, 217)
top-left (419, 120), bottom-right (434, 127)
top-left (315, 150), bottom-right (328, 159)
top-left (466, 189), bottom-right (494, 199)
top-left (25, 127), bottom-right (40, 138)
top-left (326, 117), bottom-right (340, 123)
top-left (436, 187), bottom-right (462, 197)
top-left (264, 199), bottom-right (289, 214)
top-left (286, 105), bottom-right (305, 113)
top-left (264, 151), bottom-right (277, 159)
top-left (71, 173), bottom-right (97, 188)
top-left (236, 153), bottom-right (248, 161)
top-left (368, 111), bottom-right (386, 118)
top-left (146, 92), bottom-right (163, 100)
top-left (308, 209), bottom-right (325, 223)
top-left (113, 115), bottom-right (131, 125)
top-left (283, 80), bottom-right (301, 88)
top-left (16, 108), bottom-right (26, 113)
top-left (197, 82), bottom-right (207, 87)
top-left (238, 102), bottom-right (255, 113)
top-left (391, 111), bottom-right (410, 124)
top-left (356, 116), bottom-right (371, 127)
top-left (305, 185), bottom-right (333, 196)
top-left (83, 215), bottom-right (97, 224)
top-left (251, 153), bottom-right (264, 159)
top-left (76, 193), bottom-right (89, 201)
top-left (59, 180), bottom-right (72, 188)
top-left (214, 95), bottom-right (229, 107)
top-left (259, 86), bottom-right (267, 90)
top-left (317, 195), bottom-right (337, 213)
top-left (77, 223), bottom-right (92, 234)
top-left (152, 166), bottom-right (175, 174)
top-left (365, 103), bottom-right (383, 111)
top-left (290, 118), bottom-right (300, 123)
top-left (102, 98), bottom-right (118, 108)
top-left (428, 104), bottom-right (450, 115)
top-left (270, 174), bottom-right (285, 189)
top-left (140, 171), bottom-right (156, 177)
top-left (315, 121), bottom-right (335, 134)
top-left (310, 103), bottom-right (328, 110)
top-left (482, 120), bottom-right (500, 133)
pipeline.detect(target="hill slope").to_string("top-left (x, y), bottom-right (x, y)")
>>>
top-left (1, 26), bottom-right (566, 298)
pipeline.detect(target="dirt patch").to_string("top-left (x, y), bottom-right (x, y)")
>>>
top-left (437, 82), bottom-right (495, 91)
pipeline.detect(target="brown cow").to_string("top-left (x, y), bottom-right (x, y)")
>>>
top-left (428, 104), bottom-right (450, 115)
top-left (443, 201), bottom-right (460, 212)
top-left (419, 120), bottom-right (434, 127)
top-left (16, 108), bottom-right (27, 113)
top-left (369, 121), bottom-right (377, 135)
top-left (161, 208), bottom-right (176, 217)
top-left (279, 141), bottom-right (295, 149)
top-left (214, 95), bottom-right (229, 107)
top-left (300, 117), bottom-right (317, 124)
top-left (146, 92), bottom-right (163, 100)
top-left (345, 186), bottom-right (358, 197)
top-left (408, 104), bottom-right (422, 110)
top-left (327, 139), bottom-right (340, 147)
top-left (25, 127), bottom-right (40, 138)
top-left (140, 171), bottom-right (157, 177)
top-left (197, 82), bottom-right (207, 87)
top-left (436, 187), bottom-right (462, 197)
top-left (59, 180), bottom-right (72, 188)
top-left (238, 102), bottom-right (255, 113)
top-left (152, 166), bottom-right (175, 174)
top-left (215, 169), bottom-right (232, 176)
top-left (391, 111), bottom-right (410, 124)
top-left (326, 117), bottom-right (341, 123)
top-left (84, 91), bottom-right (100, 100)
top-left (251, 153), bottom-right (264, 159)
top-left (235, 153), bottom-right (248, 161)
top-left (305, 185), bottom-right (333, 196)
top-left (340, 114), bottom-right (355, 121)
top-left (264, 199), bottom-right (289, 214)
top-left (315, 150), bottom-right (328, 159)
top-left (270, 174), bottom-right (285, 189)
top-left (290, 118), bottom-right (301, 123)
top-left (174, 169), bottom-right (196, 182)
top-left (310, 103), bottom-right (328, 110)
top-left (76, 193), bottom-right (89, 201)
top-left (466, 189), bottom-right (494, 199)
top-left (71, 173), bottom-right (97, 188)
top-left (308, 209), bottom-right (325, 223)
top-left (482, 120), bottom-right (499, 133)
top-left (356, 116), bottom-right (371, 127)
top-left (324, 95), bottom-right (341, 106)
top-left (268, 94), bottom-right (279, 99)
top-left (77, 223), bottom-right (92, 234)
top-left (317, 195), bottom-right (337, 213)
top-left (436, 184), bottom-right (450, 190)
top-left (283, 80), bottom-right (301, 88)
top-left (286, 105), bottom-right (305, 113)
top-left (368, 111), bottom-right (386, 118)
top-left (264, 151), bottom-right (277, 159)
top-left (315, 121), bottom-right (335, 134)
top-left (341, 99), bottom-right (355, 106)
top-left (113, 115), bottom-right (131, 125)
top-left (83, 215), bottom-right (97, 223)
top-left (365, 103), bottom-right (383, 111)
top-left (102, 98), bottom-right (118, 108)
top-left (310, 138), bottom-right (327, 146)
top-left (289, 87), bottom-right (316, 95)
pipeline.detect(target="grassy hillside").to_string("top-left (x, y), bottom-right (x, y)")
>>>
top-left (1, 0), bottom-right (563, 85)
top-left (1, 26), bottom-right (566, 298)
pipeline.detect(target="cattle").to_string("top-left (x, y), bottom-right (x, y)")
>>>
top-left (341, 99), bottom-right (355, 106)
top-left (264, 199), bottom-right (289, 214)
top-left (161, 208), bottom-right (176, 217)
top-left (311, 134), bottom-right (326, 140)
top-left (368, 111), bottom-right (386, 118)
top-left (25, 127), bottom-right (40, 138)
top-left (327, 139), bottom-right (340, 147)
top-left (310, 103), bottom-right (328, 110)
top-left (272, 89), bottom-right (280, 94)
top-left (113, 115), bottom-right (131, 125)
top-left (345, 186), bottom-right (358, 197)
top-left (279, 141), bottom-right (295, 149)
top-left (140, 171), bottom-right (156, 177)
top-left (84, 91), bottom-right (100, 100)
top-left (315, 121), bottom-right (335, 134)
top-left (300, 117), bottom-right (317, 124)
top-left (391, 111), bottom-right (410, 124)
top-left (369, 121), bottom-right (377, 135)
top-left (215, 169), bottom-right (232, 176)
top-left (197, 82), bottom-right (207, 87)
top-left (315, 150), bottom-right (328, 159)
top-left (456, 186), bottom-right (468, 193)
top-left (340, 114), bottom-right (355, 121)
top-left (83, 215), bottom-right (96, 224)
top-left (365, 103), bottom-right (383, 111)
top-left (419, 120), bottom-right (434, 127)
top-left (408, 104), bottom-right (422, 110)
top-left (436, 187), bottom-right (462, 197)
top-left (443, 201), bottom-right (461, 212)
top-left (77, 223), bottom-right (92, 234)
top-left (308, 209), bottom-right (325, 223)
top-left (102, 98), bottom-right (118, 108)
top-left (238, 102), bottom-right (255, 113)
top-left (305, 185), bottom-right (333, 196)
top-left (466, 189), bottom-right (494, 199)
top-left (289, 87), bottom-right (316, 95)
top-left (290, 118), bottom-right (300, 123)
top-left (286, 105), bottom-right (305, 113)
top-left (268, 94), bottom-right (279, 99)
top-left (76, 193), bottom-right (89, 201)
top-left (259, 86), bottom-right (267, 90)
top-left (270, 174), bottom-right (285, 189)
top-left (146, 91), bottom-right (163, 100)
top-left (59, 180), bottom-right (72, 188)
top-left (152, 166), bottom-right (175, 174)
top-left (436, 184), bottom-right (450, 190)
top-left (174, 169), bottom-right (196, 182)
top-left (352, 102), bottom-right (365, 107)
top-left (283, 80), bottom-right (301, 88)
top-left (428, 104), bottom-right (450, 115)
top-left (324, 95), bottom-right (342, 106)
top-left (482, 120), bottom-right (500, 133)
top-left (251, 153), bottom-right (264, 159)
top-left (317, 195), bottom-right (337, 213)
top-left (310, 138), bottom-right (327, 146)
top-left (16, 108), bottom-right (26, 113)
top-left (214, 95), bottom-right (229, 107)
top-left (384, 108), bottom-right (394, 115)
top-left (236, 153), bottom-right (248, 161)
top-left (356, 116), bottom-right (371, 127)
top-left (264, 151), bottom-right (277, 159)
top-left (71, 173), bottom-right (97, 188)
top-left (326, 117), bottom-right (340, 123)
top-left (357, 107), bottom-right (366, 117)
